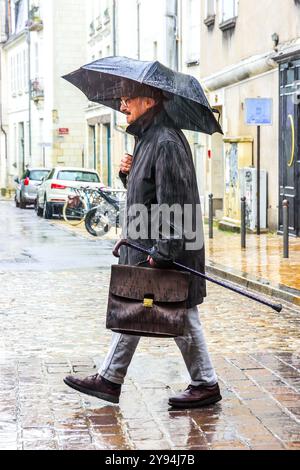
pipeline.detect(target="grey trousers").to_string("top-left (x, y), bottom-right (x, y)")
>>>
top-left (99, 306), bottom-right (217, 386)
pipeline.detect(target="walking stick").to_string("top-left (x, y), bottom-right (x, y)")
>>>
top-left (113, 239), bottom-right (283, 313)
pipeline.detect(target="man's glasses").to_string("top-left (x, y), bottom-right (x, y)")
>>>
top-left (120, 97), bottom-right (135, 107)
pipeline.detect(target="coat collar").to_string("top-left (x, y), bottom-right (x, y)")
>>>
top-left (126, 104), bottom-right (174, 138)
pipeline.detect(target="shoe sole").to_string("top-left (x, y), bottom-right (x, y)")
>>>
top-left (168, 394), bottom-right (222, 409)
top-left (63, 378), bottom-right (119, 404)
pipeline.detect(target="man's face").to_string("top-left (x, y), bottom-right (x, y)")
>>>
top-left (120, 96), bottom-right (156, 124)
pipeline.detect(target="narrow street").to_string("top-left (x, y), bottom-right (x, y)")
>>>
top-left (0, 201), bottom-right (300, 450)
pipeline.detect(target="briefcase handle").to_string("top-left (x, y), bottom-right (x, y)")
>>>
top-left (112, 239), bottom-right (283, 313)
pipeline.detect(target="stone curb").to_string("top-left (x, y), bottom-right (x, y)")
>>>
top-left (206, 260), bottom-right (300, 308)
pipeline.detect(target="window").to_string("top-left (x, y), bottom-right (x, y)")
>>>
top-left (34, 43), bottom-right (39, 78)
top-left (219, 0), bottom-right (238, 30)
top-left (11, 57), bottom-right (16, 95)
top-left (14, 0), bottom-right (27, 34)
top-left (57, 171), bottom-right (100, 183)
top-left (205, 0), bottom-right (216, 18)
top-left (24, 49), bottom-right (28, 92)
top-left (17, 52), bottom-right (21, 91)
top-left (204, 0), bottom-right (216, 27)
top-left (29, 170), bottom-right (50, 181)
top-left (220, 0), bottom-right (238, 22)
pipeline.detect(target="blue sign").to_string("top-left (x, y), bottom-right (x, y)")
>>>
top-left (245, 98), bottom-right (273, 125)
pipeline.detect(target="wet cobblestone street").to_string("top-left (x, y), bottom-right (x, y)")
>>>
top-left (0, 202), bottom-right (300, 450)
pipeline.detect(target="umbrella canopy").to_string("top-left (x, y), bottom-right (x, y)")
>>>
top-left (62, 56), bottom-right (223, 135)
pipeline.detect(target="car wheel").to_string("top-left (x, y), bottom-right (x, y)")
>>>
top-left (19, 195), bottom-right (27, 209)
top-left (43, 198), bottom-right (53, 219)
top-left (35, 199), bottom-right (43, 217)
top-left (15, 196), bottom-right (20, 208)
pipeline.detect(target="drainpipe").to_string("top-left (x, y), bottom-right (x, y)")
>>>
top-left (26, 0), bottom-right (32, 164)
top-left (0, 1), bottom-right (8, 190)
top-left (0, 54), bottom-right (8, 168)
top-left (112, 0), bottom-right (128, 153)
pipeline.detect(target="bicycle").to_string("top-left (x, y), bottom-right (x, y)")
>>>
top-left (62, 187), bottom-right (100, 226)
top-left (84, 188), bottom-right (126, 237)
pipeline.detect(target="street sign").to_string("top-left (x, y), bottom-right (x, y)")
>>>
top-left (58, 128), bottom-right (69, 135)
top-left (245, 98), bottom-right (273, 125)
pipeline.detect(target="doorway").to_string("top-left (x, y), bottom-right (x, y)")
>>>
top-left (278, 58), bottom-right (300, 236)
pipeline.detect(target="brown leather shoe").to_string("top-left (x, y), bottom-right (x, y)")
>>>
top-left (64, 374), bottom-right (121, 404)
top-left (168, 383), bottom-right (222, 409)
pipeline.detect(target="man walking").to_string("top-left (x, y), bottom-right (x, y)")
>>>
top-left (64, 86), bottom-right (221, 409)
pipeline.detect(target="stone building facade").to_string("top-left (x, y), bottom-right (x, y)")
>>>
top-left (199, 0), bottom-right (300, 234)
top-left (0, 0), bottom-right (87, 192)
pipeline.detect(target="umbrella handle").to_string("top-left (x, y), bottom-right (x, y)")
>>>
top-left (113, 239), bottom-right (152, 258)
top-left (112, 239), bottom-right (283, 313)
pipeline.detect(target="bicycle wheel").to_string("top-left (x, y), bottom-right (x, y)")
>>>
top-left (85, 207), bottom-right (110, 237)
top-left (63, 197), bottom-right (87, 226)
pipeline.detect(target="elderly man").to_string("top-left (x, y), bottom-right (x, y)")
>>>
top-left (64, 86), bottom-right (221, 409)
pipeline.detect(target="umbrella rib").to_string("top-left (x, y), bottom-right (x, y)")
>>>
top-left (138, 61), bottom-right (159, 84)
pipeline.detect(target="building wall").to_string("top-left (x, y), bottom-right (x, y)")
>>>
top-left (4, 33), bottom-right (30, 185)
top-left (1, 0), bottom-right (88, 192)
top-left (220, 69), bottom-right (279, 227)
top-left (198, 0), bottom-right (300, 230)
top-left (50, 0), bottom-right (87, 168)
top-left (201, 0), bottom-right (300, 78)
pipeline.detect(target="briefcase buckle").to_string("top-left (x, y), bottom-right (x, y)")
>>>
top-left (143, 298), bottom-right (154, 308)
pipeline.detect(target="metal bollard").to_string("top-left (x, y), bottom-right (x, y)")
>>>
top-left (209, 194), bottom-right (213, 239)
top-left (241, 197), bottom-right (246, 249)
top-left (283, 199), bottom-right (289, 259)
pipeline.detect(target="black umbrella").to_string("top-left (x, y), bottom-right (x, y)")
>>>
top-left (62, 56), bottom-right (223, 135)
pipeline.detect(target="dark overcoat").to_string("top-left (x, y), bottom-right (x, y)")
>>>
top-left (118, 105), bottom-right (206, 308)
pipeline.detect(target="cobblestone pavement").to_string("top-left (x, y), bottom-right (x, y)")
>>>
top-left (0, 202), bottom-right (300, 450)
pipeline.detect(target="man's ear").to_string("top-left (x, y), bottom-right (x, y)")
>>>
top-left (145, 97), bottom-right (156, 109)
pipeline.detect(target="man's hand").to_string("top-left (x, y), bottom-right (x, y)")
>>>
top-left (147, 255), bottom-right (158, 267)
top-left (120, 154), bottom-right (133, 175)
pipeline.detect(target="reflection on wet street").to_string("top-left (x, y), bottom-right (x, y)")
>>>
top-left (206, 226), bottom-right (300, 293)
top-left (0, 201), bottom-right (115, 271)
top-left (0, 202), bottom-right (299, 450)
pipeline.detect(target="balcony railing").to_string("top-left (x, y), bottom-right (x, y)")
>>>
top-left (26, 6), bottom-right (43, 32)
top-left (31, 78), bottom-right (44, 101)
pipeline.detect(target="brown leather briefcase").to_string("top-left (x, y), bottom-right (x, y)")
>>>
top-left (106, 265), bottom-right (190, 338)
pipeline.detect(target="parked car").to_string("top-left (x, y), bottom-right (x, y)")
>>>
top-left (15, 168), bottom-right (51, 209)
top-left (35, 167), bottom-right (104, 219)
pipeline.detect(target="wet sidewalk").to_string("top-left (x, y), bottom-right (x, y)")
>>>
top-left (204, 224), bottom-right (300, 305)
top-left (0, 202), bottom-right (300, 451)
top-left (1, 268), bottom-right (300, 451)
top-left (1, 351), bottom-right (299, 450)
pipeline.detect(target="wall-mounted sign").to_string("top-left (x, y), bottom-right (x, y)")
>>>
top-left (58, 128), bottom-right (69, 135)
top-left (245, 98), bottom-right (273, 125)
top-left (38, 142), bottom-right (52, 147)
